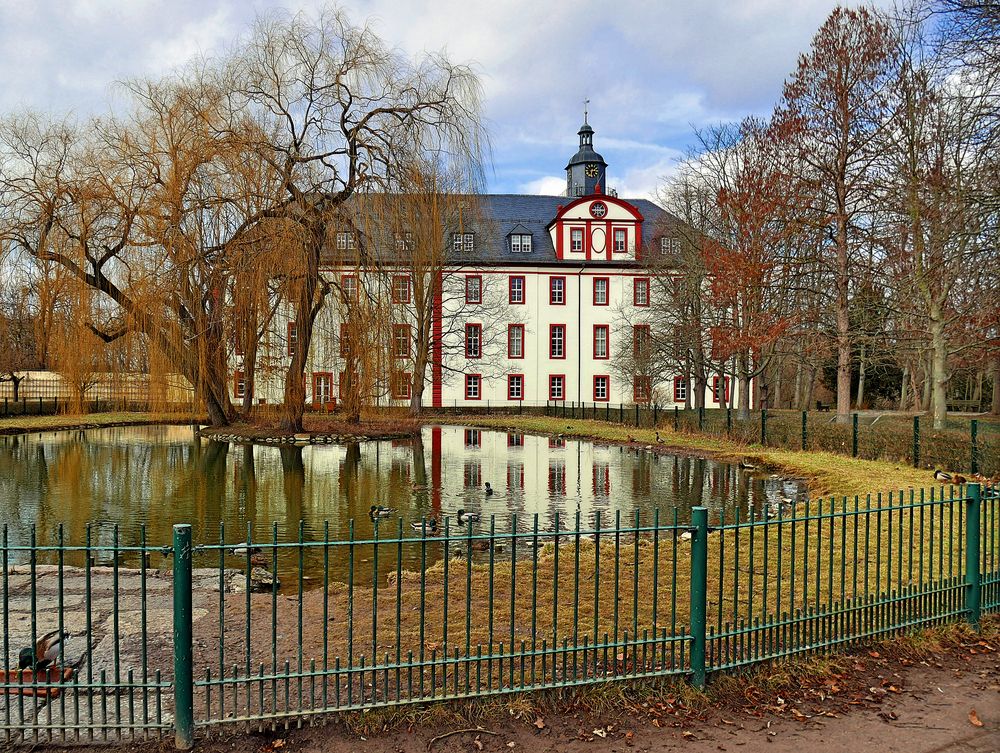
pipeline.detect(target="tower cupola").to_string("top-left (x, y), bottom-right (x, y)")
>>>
top-left (565, 104), bottom-right (607, 197)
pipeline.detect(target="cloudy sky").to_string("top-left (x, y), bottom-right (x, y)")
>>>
top-left (0, 0), bottom-right (886, 199)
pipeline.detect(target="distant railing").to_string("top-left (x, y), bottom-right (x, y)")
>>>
top-left (1, 485), bottom-right (997, 748)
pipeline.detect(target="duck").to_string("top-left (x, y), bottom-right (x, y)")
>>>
top-left (655, 431), bottom-right (665, 444)
top-left (933, 469), bottom-right (967, 485)
top-left (456, 509), bottom-right (480, 525)
top-left (739, 459), bottom-right (758, 471)
top-left (232, 543), bottom-right (262, 557)
top-left (484, 482), bottom-right (494, 496)
top-left (369, 505), bottom-right (396, 521)
top-left (19, 630), bottom-right (70, 671)
top-left (410, 517), bottom-right (439, 534)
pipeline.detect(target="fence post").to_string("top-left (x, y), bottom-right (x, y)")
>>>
top-left (634, 404), bottom-right (640, 428)
top-left (965, 484), bottom-right (982, 630)
top-left (851, 413), bottom-right (859, 458)
top-left (912, 416), bottom-right (920, 468)
top-left (970, 419), bottom-right (979, 475)
top-left (172, 524), bottom-right (194, 750)
top-left (760, 409), bottom-right (768, 446)
top-left (726, 407), bottom-right (732, 434)
top-left (620, 402), bottom-right (624, 423)
top-left (674, 406), bottom-right (679, 431)
top-left (689, 506), bottom-right (709, 689)
top-left (698, 406), bottom-right (704, 431)
top-left (801, 410), bottom-right (807, 451)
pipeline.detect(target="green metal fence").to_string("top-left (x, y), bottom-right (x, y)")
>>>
top-left (2, 485), bottom-right (998, 748)
top-left (542, 402), bottom-right (1000, 475)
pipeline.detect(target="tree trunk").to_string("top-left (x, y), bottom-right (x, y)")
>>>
top-left (928, 307), bottom-right (948, 431)
top-left (899, 363), bottom-right (909, 411)
top-left (737, 370), bottom-right (751, 421)
top-left (855, 343), bottom-right (867, 409)
top-left (834, 215), bottom-right (852, 424)
top-left (990, 355), bottom-right (1000, 415)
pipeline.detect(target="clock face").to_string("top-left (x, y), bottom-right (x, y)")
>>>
top-left (590, 201), bottom-right (608, 218)
top-left (585, 163), bottom-right (600, 178)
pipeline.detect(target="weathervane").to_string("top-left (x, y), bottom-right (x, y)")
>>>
top-left (583, 97), bottom-right (590, 125)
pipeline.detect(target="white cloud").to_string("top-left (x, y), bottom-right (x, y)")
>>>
top-left (519, 176), bottom-right (566, 196)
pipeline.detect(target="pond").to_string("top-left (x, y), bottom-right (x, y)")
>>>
top-left (0, 424), bottom-right (807, 581)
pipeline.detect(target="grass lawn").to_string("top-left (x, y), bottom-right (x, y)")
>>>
top-left (0, 411), bottom-right (205, 435)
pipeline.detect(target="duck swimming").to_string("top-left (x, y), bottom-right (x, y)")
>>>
top-left (456, 509), bottom-right (480, 524)
top-left (369, 505), bottom-right (396, 521)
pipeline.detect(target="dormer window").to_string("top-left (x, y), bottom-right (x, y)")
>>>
top-left (571, 229), bottom-right (583, 252)
top-left (510, 233), bottom-right (532, 253)
top-left (660, 237), bottom-right (680, 254)
top-left (336, 231), bottom-right (355, 250)
top-left (452, 232), bottom-right (475, 252)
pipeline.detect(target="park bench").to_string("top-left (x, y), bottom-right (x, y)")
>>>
top-left (946, 399), bottom-right (981, 412)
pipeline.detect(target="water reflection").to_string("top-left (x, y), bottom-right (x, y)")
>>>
top-left (0, 424), bottom-right (808, 581)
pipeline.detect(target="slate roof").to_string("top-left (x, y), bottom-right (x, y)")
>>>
top-left (455, 193), bottom-right (681, 267)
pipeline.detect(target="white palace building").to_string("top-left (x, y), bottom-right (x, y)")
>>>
top-left (238, 116), bottom-right (743, 411)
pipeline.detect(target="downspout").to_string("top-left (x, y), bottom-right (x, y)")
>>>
top-left (577, 264), bottom-right (585, 404)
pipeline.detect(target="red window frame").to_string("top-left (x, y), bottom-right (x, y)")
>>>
top-left (465, 323), bottom-right (482, 359)
top-left (593, 463), bottom-right (611, 496)
top-left (509, 275), bottom-right (525, 304)
top-left (548, 374), bottom-right (565, 401)
top-left (233, 370), bottom-right (245, 399)
top-left (593, 324), bottom-right (610, 360)
top-left (312, 371), bottom-right (334, 406)
top-left (613, 228), bottom-right (627, 253)
top-left (712, 376), bottom-right (731, 403)
top-left (570, 228), bottom-right (583, 252)
top-left (391, 274), bottom-right (411, 304)
top-left (339, 323), bottom-right (349, 358)
top-left (593, 276), bottom-right (609, 306)
top-left (507, 434), bottom-right (524, 448)
top-left (507, 373), bottom-right (524, 401)
top-left (507, 323), bottom-right (525, 359)
top-left (673, 376), bottom-right (688, 403)
top-left (392, 323), bottom-right (411, 358)
top-left (549, 276), bottom-right (566, 305)
top-left (465, 373), bottom-right (482, 400)
top-left (464, 428), bottom-right (481, 447)
top-left (633, 324), bottom-right (651, 358)
top-left (548, 462), bottom-right (567, 494)
top-left (234, 331), bottom-right (244, 357)
top-left (286, 322), bottom-right (298, 356)
top-left (390, 372), bottom-right (412, 400)
top-left (465, 275), bottom-right (482, 304)
top-left (593, 374), bottom-right (610, 402)
top-left (634, 375), bottom-right (652, 403)
top-left (633, 277), bottom-right (650, 307)
top-left (341, 274), bottom-right (358, 301)
top-left (549, 324), bottom-right (566, 359)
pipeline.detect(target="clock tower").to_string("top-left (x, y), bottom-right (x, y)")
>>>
top-left (565, 107), bottom-right (607, 197)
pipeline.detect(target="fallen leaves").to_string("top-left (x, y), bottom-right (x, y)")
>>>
top-left (969, 709), bottom-right (984, 728)
top-left (533, 717), bottom-right (545, 730)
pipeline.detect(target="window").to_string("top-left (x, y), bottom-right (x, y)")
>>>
top-left (465, 275), bottom-right (482, 304)
top-left (507, 374), bottom-right (524, 400)
top-left (510, 234), bottom-right (532, 253)
top-left (593, 277), bottom-right (609, 306)
top-left (392, 275), bottom-right (411, 304)
top-left (396, 232), bottom-right (413, 252)
top-left (633, 324), bottom-right (651, 359)
top-left (507, 434), bottom-right (524, 447)
top-left (509, 275), bottom-right (525, 304)
top-left (464, 461), bottom-right (482, 488)
top-left (712, 376), bottom-right (731, 403)
top-left (287, 322), bottom-right (298, 356)
top-left (549, 374), bottom-right (565, 401)
top-left (673, 376), bottom-right (688, 403)
top-left (452, 232), bottom-right (475, 252)
top-left (660, 236), bottom-right (680, 254)
top-left (335, 230), bottom-right (355, 250)
top-left (593, 464), bottom-right (611, 497)
top-left (465, 323), bottom-right (482, 358)
top-left (508, 324), bottom-right (524, 359)
top-left (464, 429), bottom-right (481, 447)
top-left (233, 332), bottom-right (244, 357)
top-left (341, 275), bottom-right (358, 301)
top-left (339, 323), bottom-right (350, 357)
top-left (549, 324), bottom-right (565, 359)
top-left (392, 324), bottom-right (410, 358)
top-left (593, 325), bottom-right (609, 359)
top-left (313, 372), bottom-right (333, 404)
top-left (549, 276), bottom-right (566, 305)
top-left (390, 372), bottom-right (411, 400)
top-left (593, 375), bottom-right (610, 402)
top-left (465, 373), bottom-right (481, 400)
top-left (571, 228), bottom-right (583, 252)
top-left (234, 371), bottom-right (245, 399)
top-left (614, 228), bottom-right (627, 253)
top-left (633, 277), bottom-right (650, 307)
top-left (548, 461), bottom-right (566, 495)
top-left (507, 462), bottom-right (525, 488)
top-left (634, 376), bottom-right (652, 403)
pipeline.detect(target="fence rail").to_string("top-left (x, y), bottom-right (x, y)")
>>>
top-left (2, 485), bottom-right (998, 748)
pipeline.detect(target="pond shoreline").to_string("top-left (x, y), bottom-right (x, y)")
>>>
top-left (0, 412), bottom-right (204, 436)
top-left (198, 419), bottom-right (421, 445)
